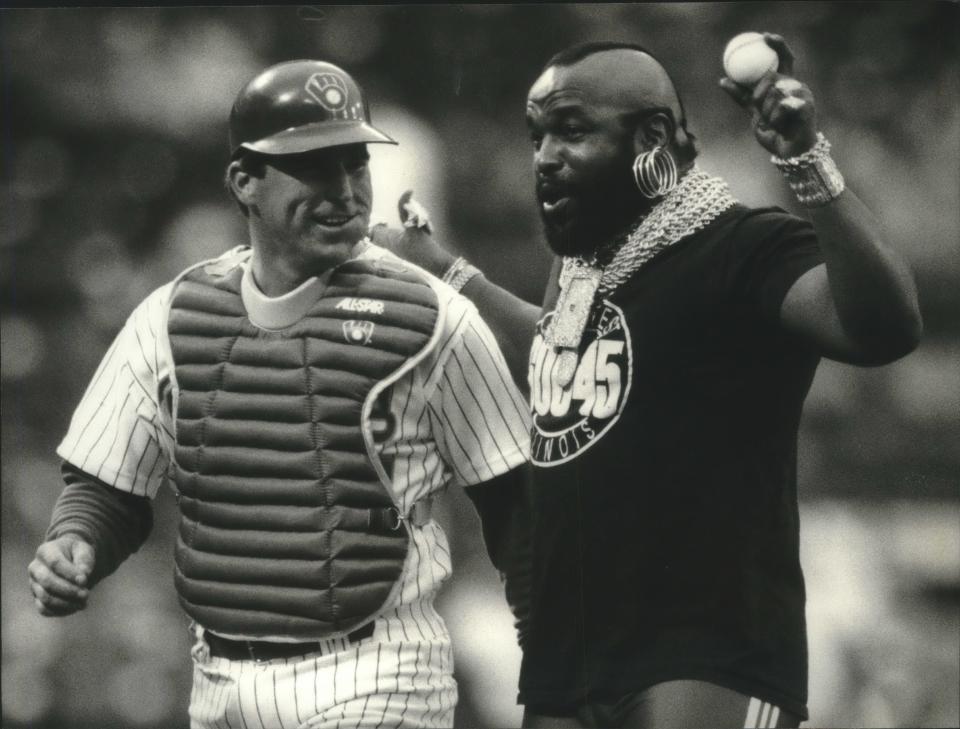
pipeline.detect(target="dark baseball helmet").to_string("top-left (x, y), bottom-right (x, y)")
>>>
top-left (228, 60), bottom-right (397, 157)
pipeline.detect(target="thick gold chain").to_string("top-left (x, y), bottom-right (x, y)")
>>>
top-left (599, 166), bottom-right (738, 293)
top-left (559, 166), bottom-right (739, 296)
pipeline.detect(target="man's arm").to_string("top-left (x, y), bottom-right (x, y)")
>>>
top-left (29, 463), bottom-right (153, 616)
top-left (457, 276), bottom-right (541, 391)
top-left (371, 220), bottom-right (542, 392)
top-left (464, 468), bottom-right (532, 650)
top-left (721, 34), bottom-right (922, 365)
top-left (422, 289), bottom-right (534, 647)
top-left (780, 193), bottom-right (922, 364)
top-left (31, 284), bottom-right (169, 617)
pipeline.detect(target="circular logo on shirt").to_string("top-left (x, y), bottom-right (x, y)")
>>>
top-left (529, 300), bottom-right (633, 466)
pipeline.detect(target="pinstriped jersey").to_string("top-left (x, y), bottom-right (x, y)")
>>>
top-left (57, 243), bottom-right (531, 626)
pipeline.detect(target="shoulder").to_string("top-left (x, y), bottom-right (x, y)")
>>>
top-left (722, 204), bottom-right (816, 244)
top-left (689, 205), bottom-right (819, 271)
top-left (127, 247), bottom-right (250, 336)
top-left (359, 242), bottom-right (479, 331)
top-left (125, 280), bottom-right (176, 333)
top-left (175, 245), bottom-right (251, 284)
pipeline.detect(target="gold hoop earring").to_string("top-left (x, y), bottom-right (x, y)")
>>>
top-left (632, 146), bottom-right (679, 199)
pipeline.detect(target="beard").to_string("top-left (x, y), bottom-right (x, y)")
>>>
top-left (538, 169), bottom-right (644, 257)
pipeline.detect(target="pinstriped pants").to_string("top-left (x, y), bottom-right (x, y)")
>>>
top-left (188, 602), bottom-right (458, 729)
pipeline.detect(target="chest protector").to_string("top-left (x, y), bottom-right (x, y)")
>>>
top-left (166, 254), bottom-right (440, 640)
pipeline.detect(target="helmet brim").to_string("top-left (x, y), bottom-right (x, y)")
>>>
top-left (237, 120), bottom-right (397, 156)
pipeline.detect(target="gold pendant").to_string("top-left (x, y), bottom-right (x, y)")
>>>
top-left (547, 258), bottom-right (601, 388)
top-left (555, 349), bottom-right (579, 387)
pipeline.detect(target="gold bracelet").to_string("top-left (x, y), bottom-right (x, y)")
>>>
top-left (442, 256), bottom-right (483, 292)
top-left (771, 132), bottom-right (845, 207)
top-left (441, 257), bottom-right (465, 284)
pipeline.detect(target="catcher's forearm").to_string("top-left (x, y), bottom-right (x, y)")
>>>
top-left (47, 462), bottom-right (154, 585)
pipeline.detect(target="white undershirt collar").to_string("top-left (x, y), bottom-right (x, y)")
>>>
top-left (241, 239), bottom-right (373, 330)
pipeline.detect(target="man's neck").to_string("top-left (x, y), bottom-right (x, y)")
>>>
top-left (250, 256), bottom-right (317, 298)
top-left (249, 238), bottom-right (369, 297)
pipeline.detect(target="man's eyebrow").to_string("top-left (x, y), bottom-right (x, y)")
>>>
top-left (545, 102), bottom-right (589, 117)
top-left (525, 103), bottom-right (542, 127)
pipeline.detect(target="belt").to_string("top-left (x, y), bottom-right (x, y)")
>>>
top-left (205, 622), bottom-right (375, 662)
top-left (380, 498), bottom-right (433, 531)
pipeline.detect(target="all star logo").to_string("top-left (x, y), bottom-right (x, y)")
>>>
top-left (342, 319), bottom-right (375, 345)
top-left (305, 73), bottom-right (349, 112)
top-left (529, 300), bottom-right (632, 466)
top-left (335, 297), bottom-right (385, 315)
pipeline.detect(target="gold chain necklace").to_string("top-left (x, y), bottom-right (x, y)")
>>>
top-left (546, 166), bottom-right (739, 386)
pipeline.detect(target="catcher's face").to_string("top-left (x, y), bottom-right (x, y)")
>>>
top-left (245, 144), bottom-right (373, 279)
top-left (527, 59), bottom-right (646, 256)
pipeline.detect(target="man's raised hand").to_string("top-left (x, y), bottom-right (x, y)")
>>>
top-left (719, 33), bottom-right (818, 159)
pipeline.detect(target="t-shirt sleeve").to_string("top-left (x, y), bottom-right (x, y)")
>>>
top-left (728, 208), bottom-right (824, 325)
top-left (428, 300), bottom-right (532, 487)
top-left (56, 283), bottom-right (175, 498)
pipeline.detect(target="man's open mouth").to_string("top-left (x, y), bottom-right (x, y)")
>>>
top-left (538, 185), bottom-right (575, 218)
top-left (313, 213), bottom-right (357, 228)
top-left (541, 197), bottom-right (572, 215)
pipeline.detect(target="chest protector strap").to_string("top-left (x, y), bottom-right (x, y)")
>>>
top-left (167, 255), bottom-right (439, 640)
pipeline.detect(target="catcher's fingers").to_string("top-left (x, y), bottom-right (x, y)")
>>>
top-left (31, 582), bottom-right (86, 616)
top-left (763, 33), bottom-right (795, 77)
top-left (71, 540), bottom-right (95, 585)
top-left (718, 77), bottom-right (752, 107)
top-left (28, 559), bottom-right (89, 602)
top-left (34, 537), bottom-right (94, 586)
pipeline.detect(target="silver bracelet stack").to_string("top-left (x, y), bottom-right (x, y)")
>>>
top-left (442, 256), bottom-right (483, 292)
top-left (771, 132), bottom-right (845, 207)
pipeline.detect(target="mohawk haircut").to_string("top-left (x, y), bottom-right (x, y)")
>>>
top-left (543, 41), bottom-right (698, 164)
top-left (544, 40), bottom-right (657, 70)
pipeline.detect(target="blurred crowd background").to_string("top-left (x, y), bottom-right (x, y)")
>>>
top-left (2, 3), bottom-right (958, 727)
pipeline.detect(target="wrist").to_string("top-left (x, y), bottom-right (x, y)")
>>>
top-left (46, 524), bottom-right (95, 546)
top-left (442, 256), bottom-right (484, 292)
top-left (771, 131), bottom-right (845, 207)
top-left (779, 129), bottom-right (819, 159)
top-left (429, 250), bottom-right (459, 280)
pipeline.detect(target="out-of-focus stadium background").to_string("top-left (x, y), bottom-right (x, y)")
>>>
top-left (2, 3), bottom-right (957, 727)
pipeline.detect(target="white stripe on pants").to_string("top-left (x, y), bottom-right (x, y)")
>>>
top-left (744, 697), bottom-right (782, 728)
top-left (188, 603), bottom-right (458, 729)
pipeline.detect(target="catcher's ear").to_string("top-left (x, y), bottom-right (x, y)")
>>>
top-left (227, 160), bottom-right (257, 207)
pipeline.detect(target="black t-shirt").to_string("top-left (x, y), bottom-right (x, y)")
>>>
top-left (519, 205), bottom-right (823, 719)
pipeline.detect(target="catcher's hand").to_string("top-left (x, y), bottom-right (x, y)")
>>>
top-left (29, 534), bottom-right (95, 617)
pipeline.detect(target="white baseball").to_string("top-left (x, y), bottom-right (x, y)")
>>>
top-left (723, 32), bottom-right (779, 86)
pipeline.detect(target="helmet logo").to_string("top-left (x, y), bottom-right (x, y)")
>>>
top-left (305, 73), bottom-right (349, 112)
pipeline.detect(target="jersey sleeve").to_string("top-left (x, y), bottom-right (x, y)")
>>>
top-left (56, 283), bottom-right (175, 498)
top-left (727, 208), bottom-right (824, 325)
top-left (427, 298), bottom-right (532, 487)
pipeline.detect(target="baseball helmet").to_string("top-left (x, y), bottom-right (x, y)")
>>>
top-left (229, 60), bottom-right (397, 157)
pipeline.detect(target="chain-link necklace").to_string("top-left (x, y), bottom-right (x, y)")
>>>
top-left (546, 166), bottom-right (739, 386)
